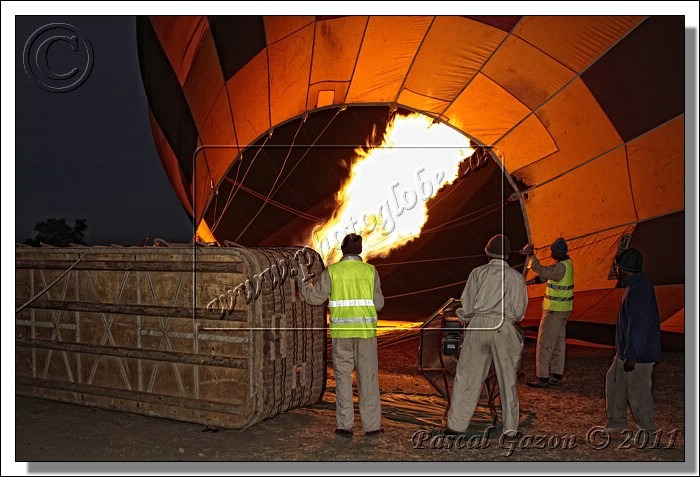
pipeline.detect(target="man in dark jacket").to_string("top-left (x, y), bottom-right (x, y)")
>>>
top-left (605, 248), bottom-right (661, 433)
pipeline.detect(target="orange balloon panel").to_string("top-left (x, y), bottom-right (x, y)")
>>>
top-left (445, 73), bottom-right (531, 146)
top-left (627, 116), bottom-right (685, 220)
top-left (150, 16), bottom-right (207, 84)
top-left (660, 308), bottom-right (684, 334)
top-left (512, 16), bottom-right (646, 73)
top-left (310, 16), bottom-right (366, 87)
top-left (264, 16), bottom-right (314, 44)
top-left (516, 78), bottom-right (624, 185)
top-left (225, 50), bottom-right (270, 149)
top-left (181, 30), bottom-right (226, 136)
top-left (400, 16), bottom-right (506, 113)
top-left (197, 87), bottom-right (239, 180)
top-left (483, 34), bottom-right (577, 111)
top-left (268, 24), bottom-right (314, 126)
top-left (147, 107), bottom-right (192, 218)
top-left (346, 16), bottom-right (432, 104)
top-left (495, 113), bottom-right (558, 172)
top-left (525, 147), bottom-right (637, 245)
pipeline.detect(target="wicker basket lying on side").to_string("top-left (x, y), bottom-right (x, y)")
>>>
top-left (15, 244), bottom-right (327, 429)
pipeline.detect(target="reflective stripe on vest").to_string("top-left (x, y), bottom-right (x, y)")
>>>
top-left (328, 260), bottom-right (377, 339)
top-left (544, 259), bottom-right (574, 312)
top-left (329, 299), bottom-right (375, 307)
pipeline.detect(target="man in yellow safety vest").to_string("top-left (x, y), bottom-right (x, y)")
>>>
top-left (522, 238), bottom-right (574, 388)
top-left (299, 233), bottom-right (385, 438)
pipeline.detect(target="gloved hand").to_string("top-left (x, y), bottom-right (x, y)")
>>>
top-left (520, 244), bottom-right (534, 255)
top-left (297, 269), bottom-right (315, 286)
top-left (623, 359), bottom-right (636, 372)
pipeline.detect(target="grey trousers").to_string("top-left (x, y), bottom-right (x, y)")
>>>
top-left (605, 356), bottom-right (656, 431)
top-left (447, 317), bottom-right (523, 435)
top-left (332, 337), bottom-right (382, 432)
top-left (536, 309), bottom-right (571, 378)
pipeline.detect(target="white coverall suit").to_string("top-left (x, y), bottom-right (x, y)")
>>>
top-left (446, 258), bottom-right (528, 435)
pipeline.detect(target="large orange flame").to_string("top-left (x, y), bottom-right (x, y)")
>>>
top-left (311, 113), bottom-right (473, 264)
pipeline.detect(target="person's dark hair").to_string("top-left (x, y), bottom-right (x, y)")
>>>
top-left (340, 233), bottom-right (362, 255)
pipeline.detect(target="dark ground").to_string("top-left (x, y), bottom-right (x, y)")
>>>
top-left (13, 336), bottom-right (693, 474)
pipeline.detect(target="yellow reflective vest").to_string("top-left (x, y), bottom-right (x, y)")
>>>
top-left (543, 259), bottom-right (574, 312)
top-left (327, 260), bottom-right (378, 339)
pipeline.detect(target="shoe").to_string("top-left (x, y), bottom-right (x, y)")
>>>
top-left (526, 378), bottom-right (550, 388)
top-left (334, 428), bottom-right (353, 438)
top-left (549, 377), bottom-right (564, 386)
top-left (439, 427), bottom-right (463, 436)
top-left (365, 428), bottom-right (384, 437)
top-left (604, 425), bottom-right (626, 434)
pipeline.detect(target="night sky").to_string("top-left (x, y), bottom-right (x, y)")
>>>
top-left (14, 16), bottom-right (193, 246)
top-left (6, 16), bottom-right (213, 473)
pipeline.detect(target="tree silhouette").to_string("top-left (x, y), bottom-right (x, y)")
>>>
top-left (24, 218), bottom-right (88, 247)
